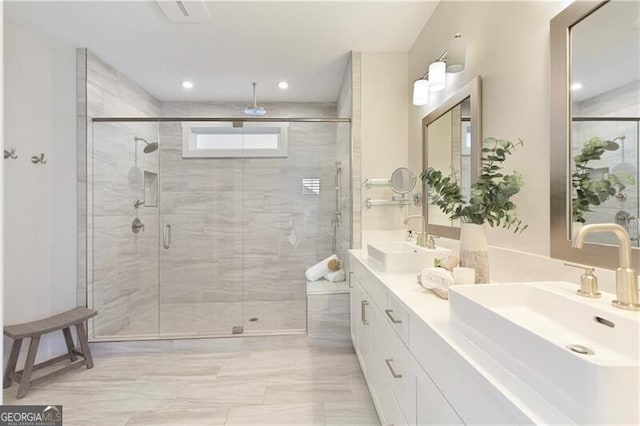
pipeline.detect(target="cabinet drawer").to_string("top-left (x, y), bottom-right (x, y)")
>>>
top-left (377, 314), bottom-right (416, 425)
top-left (365, 274), bottom-right (388, 311)
top-left (385, 295), bottom-right (410, 345)
top-left (416, 368), bottom-right (463, 425)
top-left (349, 256), bottom-right (387, 311)
top-left (386, 383), bottom-right (410, 426)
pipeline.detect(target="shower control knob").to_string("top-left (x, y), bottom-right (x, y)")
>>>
top-left (132, 217), bottom-right (145, 233)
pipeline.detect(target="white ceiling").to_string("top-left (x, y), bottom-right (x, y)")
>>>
top-left (4, 1), bottom-right (438, 103)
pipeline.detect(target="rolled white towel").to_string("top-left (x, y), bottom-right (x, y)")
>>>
top-left (420, 267), bottom-right (455, 291)
top-left (324, 269), bottom-right (346, 282)
top-left (305, 254), bottom-right (339, 282)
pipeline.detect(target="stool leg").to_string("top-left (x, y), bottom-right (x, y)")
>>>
top-left (17, 335), bottom-right (40, 399)
top-left (3, 338), bottom-right (23, 389)
top-left (62, 327), bottom-right (78, 361)
top-left (75, 322), bottom-right (93, 369)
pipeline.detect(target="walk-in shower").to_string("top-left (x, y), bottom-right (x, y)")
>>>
top-left (88, 117), bottom-right (351, 340)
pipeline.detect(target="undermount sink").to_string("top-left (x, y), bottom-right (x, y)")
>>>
top-left (367, 241), bottom-right (450, 273)
top-left (449, 282), bottom-right (640, 425)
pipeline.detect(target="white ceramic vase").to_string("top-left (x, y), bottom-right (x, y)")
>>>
top-left (459, 223), bottom-right (489, 284)
top-left (571, 221), bottom-right (583, 240)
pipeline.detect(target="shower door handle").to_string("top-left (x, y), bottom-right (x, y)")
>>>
top-left (163, 224), bottom-right (171, 249)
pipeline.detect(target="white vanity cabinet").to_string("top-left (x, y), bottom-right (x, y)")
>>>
top-left (350, 256), bottom-right (462, 426)
top-left (350, 273), bottom-right (372, 378)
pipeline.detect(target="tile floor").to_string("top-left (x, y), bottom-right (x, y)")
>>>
top-left (3, 335), bottom-right (380, 426)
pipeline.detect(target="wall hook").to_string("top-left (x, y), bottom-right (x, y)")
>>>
top-left (4, 148), bottom-right (17, 159)
top-left (31, 153), bottom-right (47, 164)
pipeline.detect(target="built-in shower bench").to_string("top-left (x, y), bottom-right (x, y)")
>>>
top-left (3, 307), bottom-right (97, 398)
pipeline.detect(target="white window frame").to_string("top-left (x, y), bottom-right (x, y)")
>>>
top-left (182, 122), bottom-right (289, 158)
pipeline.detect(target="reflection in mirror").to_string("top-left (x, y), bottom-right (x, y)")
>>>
top-left (390, 167), bottom-right (416, 194)
top-left (550, 0), bottom-right (640, 269)
top-left (422, 76), bottom-right (481, 240)
top-left (570, 0), bottom-right (640, 246)
top-left (426, 97), bottom-right (471, 227)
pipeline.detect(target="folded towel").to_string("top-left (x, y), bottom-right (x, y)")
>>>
top-left (305, 254), bottom-right (339, 282)
top-left (420, 267), bottom-right (455, 291)
top-left (324, 269), bottom-right (346, 282)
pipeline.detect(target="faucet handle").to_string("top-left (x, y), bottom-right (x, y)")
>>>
top-left (427, 235), bottom-right (439, 249)
top-left (564, 262), bottom-right (601, 298)
top-left (415, 232), bottom-right (428, 247)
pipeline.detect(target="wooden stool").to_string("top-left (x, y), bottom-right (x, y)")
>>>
top-left (3, 307), bottom-right (97, 398)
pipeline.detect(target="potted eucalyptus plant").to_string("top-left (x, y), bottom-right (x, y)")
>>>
top-left (572, 136), bottom-right (633, 234)
top-left (421, 137), bottom-right (527, 283)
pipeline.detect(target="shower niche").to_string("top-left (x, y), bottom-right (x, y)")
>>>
top-left (143, 171), bottom-right (158, 207)
top-left (88, 118), bottom-right (351, 341)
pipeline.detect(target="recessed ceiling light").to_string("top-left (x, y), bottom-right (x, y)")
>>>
top-left (571, 82), bottom-right (583, 91)
top-left (278, 81), bottom-right (289, 90)
top-left (182, 80), bottom-right (194, 89)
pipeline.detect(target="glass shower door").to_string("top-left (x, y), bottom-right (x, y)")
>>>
top-left (157, 121), bottom-right (245, 336)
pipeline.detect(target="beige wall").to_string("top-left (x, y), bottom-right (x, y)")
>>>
top-left (409, 1), bottom-right (570, 256)
top-left (4, 20), bottom-right (77, 364)
top-left (360, 52), bottom-right (410, 245)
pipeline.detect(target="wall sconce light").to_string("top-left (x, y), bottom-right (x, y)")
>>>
top-left (411, 33), bottom-right (466, 105)
top-left (428, 61), bottom-right (446, 91)
top-left (412, 79), bottom-right (429, 106)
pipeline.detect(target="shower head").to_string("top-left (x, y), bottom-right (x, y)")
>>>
top-left (134, 137), bottom-right (159, 153)
top-left (244, 82), bottom-right (266, 116)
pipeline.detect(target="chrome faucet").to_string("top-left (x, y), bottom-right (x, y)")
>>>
top-left (404, 215), bottom-right (427, 247)
top-left (573, 223), bottom-right (640, 311)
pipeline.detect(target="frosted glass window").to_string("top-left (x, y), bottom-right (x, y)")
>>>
top-left (182, 123), bottom-right (288, 158)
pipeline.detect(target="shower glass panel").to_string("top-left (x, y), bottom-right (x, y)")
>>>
top-left (89, 119), bottom-right (351, 340)
top-left (89, 121), bottom-right (160, 339)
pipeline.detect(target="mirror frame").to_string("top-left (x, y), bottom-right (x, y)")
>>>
top-left (549, 0), bottom-right (637, 269)
top-left (422, 76), bottom-right (482, 240)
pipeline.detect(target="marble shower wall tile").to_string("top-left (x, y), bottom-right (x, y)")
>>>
top-left (83, 49), bottom-right (162, 339)
top-left (89, 120), bottom-right (160, 338)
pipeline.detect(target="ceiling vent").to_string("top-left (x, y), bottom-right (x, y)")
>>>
top-left (156, 1), bottom-right (210, 23)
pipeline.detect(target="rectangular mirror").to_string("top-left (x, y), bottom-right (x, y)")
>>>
top-left (551, 0), bottom-right (640, 268)
top-left (422, 76), bottom-right (482, 239)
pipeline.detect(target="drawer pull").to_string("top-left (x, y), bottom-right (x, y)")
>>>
top-left (361, 300), bottom-right (369, 325)
top-left (385, 309), bottom-right (402, 324)
top-left (385, 358), bottom-right (403, 378)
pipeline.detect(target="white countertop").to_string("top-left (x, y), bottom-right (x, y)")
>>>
top-left (349, 249), bottom-right (575, 424)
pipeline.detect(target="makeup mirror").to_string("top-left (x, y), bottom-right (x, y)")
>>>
top-left (390, 167), bottom-right (416, 194)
